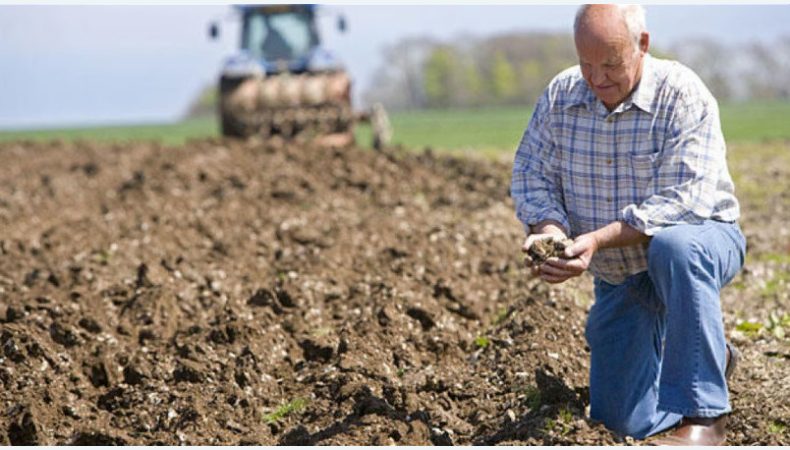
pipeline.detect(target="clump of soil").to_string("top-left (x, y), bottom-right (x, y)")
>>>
top-left (0, 137), bottom-right (787, 445)
top-left (526, 237), bottom-right (574, 265)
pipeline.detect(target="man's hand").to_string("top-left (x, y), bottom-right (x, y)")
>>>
top-left (522, 232), bottom-right (565, 270)
top-left (524, 220), bottom-right (648, 284)
top-left (538, 233), bottom-right (599, 284)
top-left (521, 219), bottom-right (568, 276)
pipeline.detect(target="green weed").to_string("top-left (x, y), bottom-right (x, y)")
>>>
top-left (761, 272), bottom-right (790, 298)
top-left (524, 385), bottom-right (542, 410)
top-left (768, 420), bottom-right (787, 434)
top-left (767, 311), bottom-right (790, 339)
top-left (757, 253), bottom-right (790, 265)
top-left (493, 307), bottom-right (511, 325)
top-left (263, 398), bottom-right (309, 424)
top-left (735, 312), bottom-right (790, 340)
top-left (91, 249), bottom-right (111, 266)
top-left (544, 408), bottom-right (573, 436)
top-left (474, 336), bottom-right (491, 348)
top-left (310, 327), bottom-right (332, 337)
top-left (736, 321), bottom-right (764, 336)
top-left (558, 407), bottom-right (573, 424)
top-left (544, 418), bottom-right (556, 433)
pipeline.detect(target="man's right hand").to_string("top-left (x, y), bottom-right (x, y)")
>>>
top-left (522, 233), bottom-right (566, 268)
top-left (520, 220), bottom-right (569, 273)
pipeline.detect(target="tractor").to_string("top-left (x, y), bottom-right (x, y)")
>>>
top-left (209, 5), bottom-right (390, 148)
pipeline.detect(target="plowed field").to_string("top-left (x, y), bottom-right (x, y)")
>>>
top-left (1, 138), bottom-right (788, 444)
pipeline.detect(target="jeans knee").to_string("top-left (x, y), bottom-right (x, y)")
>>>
top-left (648, 226), bottom-right (700, 273)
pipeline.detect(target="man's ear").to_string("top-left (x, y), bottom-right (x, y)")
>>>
top-left (639, 32), bottom-right (650, 54)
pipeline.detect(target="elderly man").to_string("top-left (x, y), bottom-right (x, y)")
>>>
top-left (510, 4), bottom-right (745, 445)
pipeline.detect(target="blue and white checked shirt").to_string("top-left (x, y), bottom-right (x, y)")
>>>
top-left (511, 54), bottom-right (740, 285)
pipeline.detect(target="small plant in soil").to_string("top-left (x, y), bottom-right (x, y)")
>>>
top-left (493, 307), bottom-right (511, 325)
top-left (523, 385), bottom-right (542, 410)
top-left (768, 420), bottom-right (787, 434)
top-left (736, 320), bottom-right (763, 336)
top-left (545, 407), bottom-right (573, 436)
top-left (767, 311), bottom-right (790, 339)
top-left (474, 336), bottom-right (491, 348)
top-left (736, 312), bottom-right (790, 340)
top-left (263, 398), bottom-right (309, 424)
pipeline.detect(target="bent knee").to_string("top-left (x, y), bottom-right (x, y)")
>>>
top-left (648, 226), bottom-right (702, 269)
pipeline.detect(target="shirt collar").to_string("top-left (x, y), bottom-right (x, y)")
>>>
top-left (626, 53), bottom-right (656, 114)
top-left (563, 53), bottom-right (656, 115)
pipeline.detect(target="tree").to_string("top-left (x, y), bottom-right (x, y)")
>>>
top-left (460, 61), bottom-right (484, 107)
top-left (490, 51), bottom-right (518, 103)
top-left (362, 37), bottom-right (436, 110)
top-left (423, 46), bottom-right (461, 108)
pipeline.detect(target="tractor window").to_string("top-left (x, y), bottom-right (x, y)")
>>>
top-left (242, 11), bottom-right (318, 62)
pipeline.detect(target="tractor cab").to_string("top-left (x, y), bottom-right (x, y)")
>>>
top-left (240, 5), bottom-right (320, 73)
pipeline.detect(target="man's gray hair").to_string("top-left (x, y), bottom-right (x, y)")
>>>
top-left (574, 4), bottom-right (647, 51)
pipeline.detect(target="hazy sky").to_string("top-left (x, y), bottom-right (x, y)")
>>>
top-left (1, 5), bottom-right (789, 130)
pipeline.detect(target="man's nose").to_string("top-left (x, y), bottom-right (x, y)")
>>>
top-left (590, 67), bottom-right (607, 85)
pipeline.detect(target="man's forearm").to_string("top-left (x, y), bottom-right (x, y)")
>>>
top-left (590, 220), bottom-right (650, 250)
top-left (531, 219), bottom-right (568, 236)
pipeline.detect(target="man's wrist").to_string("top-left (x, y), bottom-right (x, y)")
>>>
top-left (530, 219), bottom-right (568, 236)
top-left (593, 220), bottom-right (649, 251)
top-left (588, 230), bottom-right (602, 253)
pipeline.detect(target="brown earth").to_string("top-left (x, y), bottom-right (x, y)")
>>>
top-left (0, 137), bottom-right (788, 445)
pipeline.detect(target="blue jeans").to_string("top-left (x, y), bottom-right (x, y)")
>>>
top-left (585, 221), bottom-right (746, 439)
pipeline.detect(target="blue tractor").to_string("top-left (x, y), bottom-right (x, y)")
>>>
top-left (210, 5), bottom-right (389, 147)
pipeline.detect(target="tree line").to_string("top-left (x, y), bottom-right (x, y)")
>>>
top-left (362, 32), bottom-right (790, 110)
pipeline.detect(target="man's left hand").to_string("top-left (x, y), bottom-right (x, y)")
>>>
top-left (538, 233), bottom-right (599, 283)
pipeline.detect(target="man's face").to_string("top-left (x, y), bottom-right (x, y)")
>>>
top-left (575, 14), bottom-right (646, 110)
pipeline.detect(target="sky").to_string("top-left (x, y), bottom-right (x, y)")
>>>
top-left (1, 4), bottom-right (789, 130)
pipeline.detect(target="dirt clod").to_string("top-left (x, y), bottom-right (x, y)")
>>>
top-left (527, 237), bottom-right (575, 265)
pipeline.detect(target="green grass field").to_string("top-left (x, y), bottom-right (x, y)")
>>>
top-left (0, 117), bottom-right (218, 147)
top-left (1, 101), bottom-right (788, 151)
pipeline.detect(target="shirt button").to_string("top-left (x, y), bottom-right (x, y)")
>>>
top-left (606, 116), bottom-right (614, 123)
top-left (606, 159), bottom-right (613, 165)
top-left (606, 197), bottom-right (613, 202)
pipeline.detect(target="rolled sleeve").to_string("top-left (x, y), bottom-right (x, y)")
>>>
top-left (511, 92), bottom-right (570, 233)
top-left (621, 92), bottom-right (725, 235)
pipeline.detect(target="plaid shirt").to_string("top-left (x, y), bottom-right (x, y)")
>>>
top-left (511, 54), bottom-right (740, 285)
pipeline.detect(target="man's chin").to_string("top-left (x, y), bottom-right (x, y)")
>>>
top-left (597, 93), bottom-right (624, 110)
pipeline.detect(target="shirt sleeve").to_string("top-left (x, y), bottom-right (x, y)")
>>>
top-left (510, 91), bottom-right (570, 234)
top-left (621, 91), bottom-right (727, 235)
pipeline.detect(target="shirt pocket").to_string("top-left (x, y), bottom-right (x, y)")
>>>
top-left (629, 151), bottom-right (659, 192)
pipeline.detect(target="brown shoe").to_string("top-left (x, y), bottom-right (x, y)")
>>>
top-left (648, 344), bottom-right (738, 446)
top-left (649, 416), bottom-right (727, 445)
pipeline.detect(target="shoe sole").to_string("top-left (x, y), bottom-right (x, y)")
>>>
top-left (725, 342), bottom-right (739, 381)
